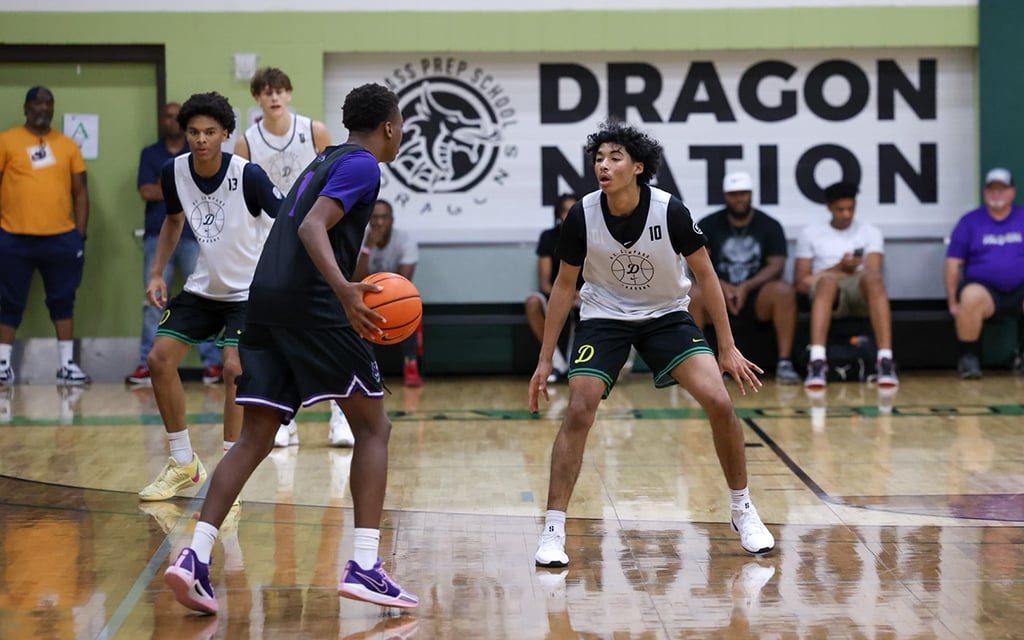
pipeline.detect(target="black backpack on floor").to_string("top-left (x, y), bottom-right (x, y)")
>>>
top-left (825, 335), bottom-right (877, 382)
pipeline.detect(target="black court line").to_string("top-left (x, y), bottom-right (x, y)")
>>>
top-left (743, 417), bottom-right (1024, 523)
top-left (743, 417), bottom-right (839, 505)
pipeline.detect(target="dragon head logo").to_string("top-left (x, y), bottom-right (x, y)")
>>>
top-left (389, 78), bottom-right (503, 193)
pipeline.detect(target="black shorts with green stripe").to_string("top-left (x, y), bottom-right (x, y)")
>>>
top-left (156, 291), bottom-right (247, 348)
top-left (568, 310), bottom-right (714, 397)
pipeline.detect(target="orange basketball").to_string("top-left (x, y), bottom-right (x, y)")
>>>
top-left (361, 272), bottom-right (422, 345)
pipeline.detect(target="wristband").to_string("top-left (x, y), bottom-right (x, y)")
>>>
top-left (360, 246), bottom-right (371, 256)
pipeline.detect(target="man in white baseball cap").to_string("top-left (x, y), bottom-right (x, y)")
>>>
top-left (688, 171), bottom-right (801, 384)
top-left (984, 167), bottom-right (1013, 188)
top-left (945, 166), bottom-right (1024, 379)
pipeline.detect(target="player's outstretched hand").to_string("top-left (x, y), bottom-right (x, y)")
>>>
top-left (146, 276), bottom-right (168, 310)
top-left (719, 346), bottom-right (763, 395)
top-left (338, 281), bottom-right (387, 342)
top-left (528, 361), bottom-right (553, 413)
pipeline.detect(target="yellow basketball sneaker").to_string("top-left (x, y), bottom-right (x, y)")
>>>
top-left (139, 454), bottom-right (207, 501)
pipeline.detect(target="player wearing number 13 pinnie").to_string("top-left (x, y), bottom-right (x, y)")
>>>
top-left (528, 120), bottom-right (775, 568)
top-left (139, 92), bottom-right (282, 505)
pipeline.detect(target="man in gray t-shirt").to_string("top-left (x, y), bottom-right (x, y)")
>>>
top-left (353, 199), bottom-right (422, 386)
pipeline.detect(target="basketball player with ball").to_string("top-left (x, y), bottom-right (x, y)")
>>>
top-left (235, 66), bottom-right (356, 450)
top-left (164, 83), bottom-right (418, 613)
top-left (528, 120), bottom-right (775, 569)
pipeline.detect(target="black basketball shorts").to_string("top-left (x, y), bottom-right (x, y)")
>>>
top-left (235, 322), bottom-right (384, 420)
top-left (568, 310), bottom-right (714, 397)
top-left (155, 291), bottom-right (247, 348)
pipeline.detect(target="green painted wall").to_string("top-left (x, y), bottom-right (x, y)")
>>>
top-left (0, 5), bottom-right (977, 339)
top-left (979, 0), bottom-right (1023, 186)
top-left (0, 62), bottom-right (154, 338)
top-left (0, 6), bottom-right (980, 127)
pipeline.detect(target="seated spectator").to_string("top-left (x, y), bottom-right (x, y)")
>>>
top-left (689, 171), bottom-right (800, 384)
top-left (352, 199), bottom-right (422, 387)
top-left (793, 181), bottom-right (898, 389)
top-left (525, 194), bottom-right (580, 383)
top-left (944, 167), bottom-right (1024, 379)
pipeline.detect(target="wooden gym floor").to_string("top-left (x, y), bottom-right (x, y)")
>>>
top-left (0, 371), bottom-right (1022, 639)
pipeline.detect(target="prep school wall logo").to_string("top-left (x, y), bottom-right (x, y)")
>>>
top-left (390, 77), bottom-right (504, 193)
top-left (189, 196), bottom-right (226, 243)
top-left (610, 249), bottom-right (655, 291)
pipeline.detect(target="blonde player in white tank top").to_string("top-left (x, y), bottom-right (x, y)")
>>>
top-left (234, 67), bottom-right (355, 451)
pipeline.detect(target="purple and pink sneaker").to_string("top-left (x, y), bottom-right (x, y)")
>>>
top-left (164, 548), bottom-right (218, 614)
top-left (338, 558), bottom-right (418, 608)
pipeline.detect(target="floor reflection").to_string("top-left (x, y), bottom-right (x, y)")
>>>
top-left (0, 376), bottom-right (1021, 638)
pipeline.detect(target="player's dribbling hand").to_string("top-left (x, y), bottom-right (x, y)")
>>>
top-left (528, 362), bottom-right (553, 413)
top-left (146, 276), bottom-right (168, 309)
top-left (338, 281), bottom-right (386, 341)
top-left (718, 346), bottom-right (763, 395)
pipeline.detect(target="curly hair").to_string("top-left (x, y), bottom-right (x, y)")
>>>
top-left (342, 83), bottom-right (399, 133)
top-left (584, 120), bottom-right (663, 185)
top-left (177, 92), bottom-right (236, 135)
top-left (250, 67), bottom-right (293, 97)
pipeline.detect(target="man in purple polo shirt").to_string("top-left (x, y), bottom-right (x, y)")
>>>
top-left (945, 167), bottom-right (1024, 379)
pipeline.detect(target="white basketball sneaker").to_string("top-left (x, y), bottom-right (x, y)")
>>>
top-left (328, 401), bottom-right (355, 447)
top-left (273, 419), bottom-right (299, 448)
top-left (730, 502), bottom-right (775, 554)
top-left (535, 528), bottom-right (569, 567)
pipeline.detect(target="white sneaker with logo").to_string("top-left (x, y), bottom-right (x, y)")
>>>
top-left (56, 362), bottom-right (90, 385)
top-left (535, 528), bottom-right (569, 567)
top-left (730, 503), bottom-right (775, 554)
top-left (328, 401), bottom-right (355, 447)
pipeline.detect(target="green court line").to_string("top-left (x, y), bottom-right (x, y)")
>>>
top-left (1, 404), bottom-right (1022, 427)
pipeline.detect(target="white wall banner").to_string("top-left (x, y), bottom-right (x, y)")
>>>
top-left (325, 48), bottom-right (976, 244)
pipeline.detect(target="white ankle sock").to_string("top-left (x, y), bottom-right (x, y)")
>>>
top-left (544, 510), bottom-right (566, 536)
top-left (730, 487), bottom-right (751, 510)
top-left (167, 430), bottom-right (193, 465)
top-left (0, 343), bottom-right (11, 367)
top-left (353, 528), bottom-right (380, 570)
top-left (809, 344), bottom-right (826, 362)
top-left (191, 521), bottom-right (218, 564)
top-left (877, 348), bottom-right (893, 362)
top-left (58, 340), bottom-right (73, 367)
top-left (223, 440), bottom-right (235, 453)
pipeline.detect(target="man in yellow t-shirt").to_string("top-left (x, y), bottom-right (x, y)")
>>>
top-left (0, 86), bottom-right (91, 385)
